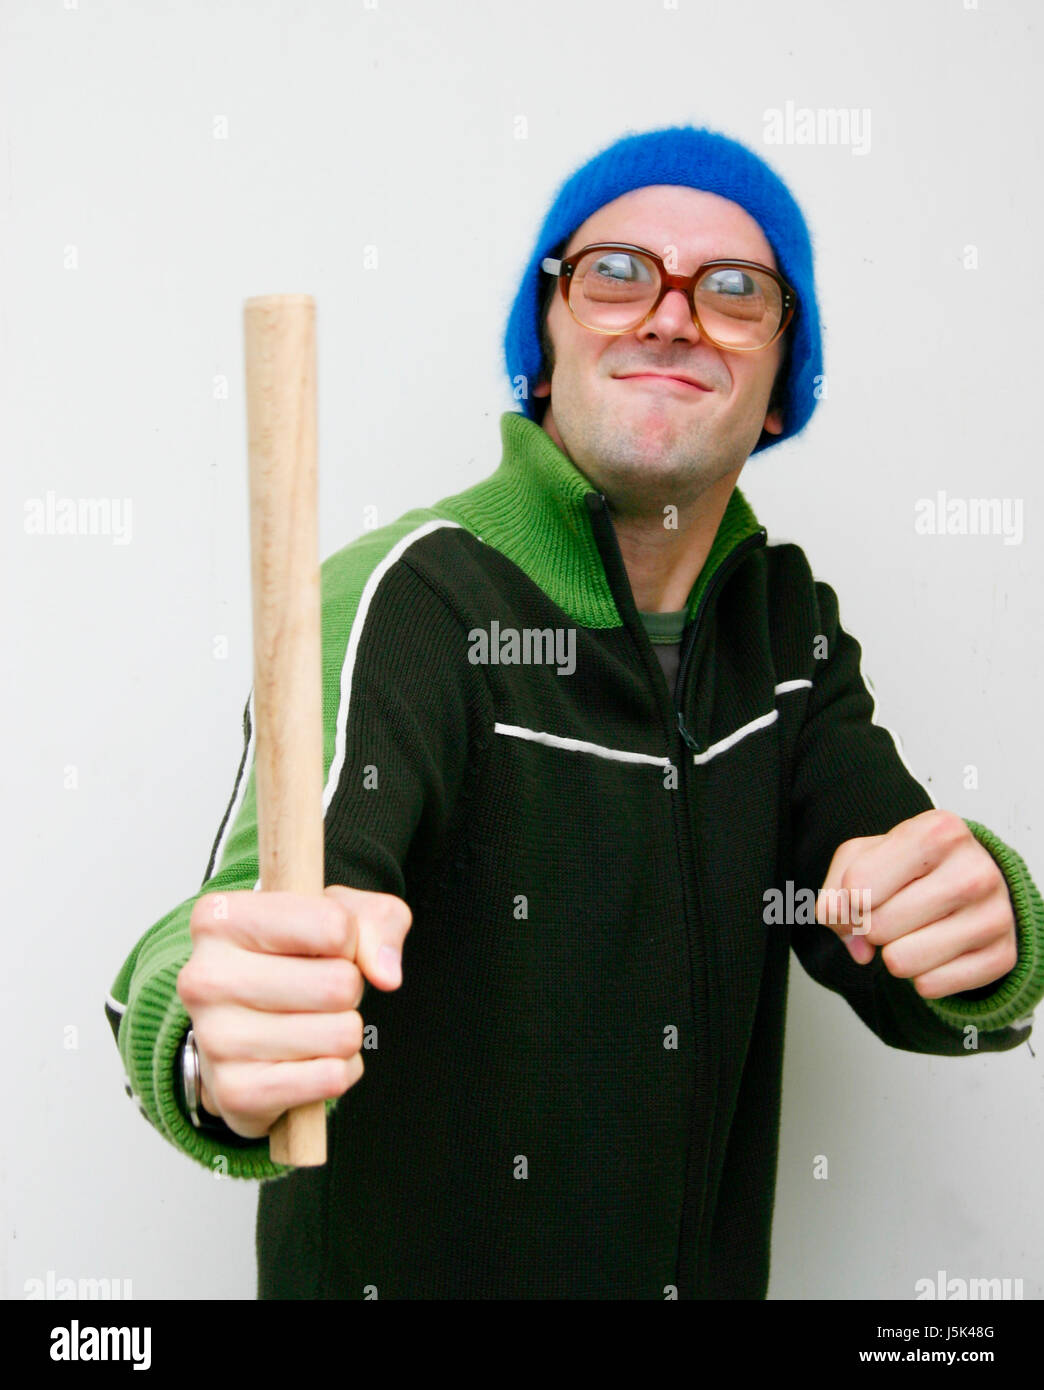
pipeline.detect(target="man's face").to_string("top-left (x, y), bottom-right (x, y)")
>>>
top-left (532, 185), bottom-right (786, 512)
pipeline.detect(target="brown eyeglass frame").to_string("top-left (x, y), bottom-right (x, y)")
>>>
top-left (541, 242), bottom-right (798, 351)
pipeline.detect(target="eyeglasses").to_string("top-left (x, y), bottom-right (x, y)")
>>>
top-left (541, 242), bottom-right (797, 352)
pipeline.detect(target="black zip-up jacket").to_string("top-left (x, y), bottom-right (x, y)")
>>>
top-left (107, 411), bottom-right (1044, 1299)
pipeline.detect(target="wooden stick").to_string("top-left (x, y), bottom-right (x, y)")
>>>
top-left (243, 294), bottom-right (327, 1166)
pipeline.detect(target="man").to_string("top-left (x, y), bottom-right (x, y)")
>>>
top-left (106, 125), bottom-right (1043, 1300)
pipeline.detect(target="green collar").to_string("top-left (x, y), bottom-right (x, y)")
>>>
top-left (435, 411), bottom-right (764, 629)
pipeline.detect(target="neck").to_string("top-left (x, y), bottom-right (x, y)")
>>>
top-left (610, 470), bottom-right (738, 612)
top-left (538, 403), bottom-right (743, 613)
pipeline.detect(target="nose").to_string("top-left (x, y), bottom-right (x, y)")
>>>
top-left (635, 287), bottom-right (701, 345)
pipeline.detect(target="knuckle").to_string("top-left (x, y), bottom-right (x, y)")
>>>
top-left (191, 1017), bottom-right (226, 1063)
top-left (375, 892), bottom-right (412, 938)
top-left (331, 1055), bottom-right (361, 1095)
top-left (880, 941), bottom-right (910, 977)
top-left (959, 860), bottom-right (997, 901)
top-left (836, 870), bottom-right (870, 907)
top-left (926, 809), bottom-right (967, 850)
top-left (968, 913), bottom-right (1000, 951)
top-left (176, 962), bottom-right (195, 1005)
top-left (338, 1011), bottom-right (364, 1057)
top-left (208, 1073), bottom-right (238, 1117)
top-left (177, 960), bottom-right (204, 1006)
top-left (191, 1015), bottom-right (214, 1055)
top-left (177, 956), bottom-right (219, 1006)
top-left (346, 962), bottom-right (365, 1007)
top-left (217, 1066), bottom-right (268, 1120)
top-left (321, 960), bottom-right (358, 1011)
top-left (836, 866), bottom-right (857, 894)
top-left (995, 937), bottom-right (1018, 975)
top-left (189, 894), bottom-right (225, 939)
top-left (319, 898), bottom-right (351, 954)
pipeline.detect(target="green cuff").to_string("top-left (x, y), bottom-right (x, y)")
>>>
top-left (112, 887), bottom-right (345, 1179)
top-left (920, 819), bottom-right (1044, 1033)
top-left (117, 936), bottom-right (291, 1181)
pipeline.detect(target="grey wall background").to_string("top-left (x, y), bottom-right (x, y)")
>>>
top-left (3, 0), bottom-right (1040, 1300)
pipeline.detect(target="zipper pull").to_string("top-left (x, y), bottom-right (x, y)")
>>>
top-left (677, 709), bottom-right (701, 755)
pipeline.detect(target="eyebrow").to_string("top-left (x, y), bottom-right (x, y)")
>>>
top-left (566, 239), bottom-right (778, 271)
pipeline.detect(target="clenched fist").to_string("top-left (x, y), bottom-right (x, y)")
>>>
top-left (816, 809), bottom-right (1018, 998)
top-left (176, 885), bottom-right (412, 1139)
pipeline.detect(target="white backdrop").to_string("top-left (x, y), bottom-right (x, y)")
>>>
top-left (3, 0), bottom-right (1040, 1300)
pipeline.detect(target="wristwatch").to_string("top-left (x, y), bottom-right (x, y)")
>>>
top-left (180, 1027), bottom-right (204, 1128)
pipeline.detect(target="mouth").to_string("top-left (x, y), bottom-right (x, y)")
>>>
top-left (613, 373), bottom-right (711, 393)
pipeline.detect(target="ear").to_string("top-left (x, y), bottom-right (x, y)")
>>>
top-left (762, 406), bottom-right (784, 436)
top-left (533, 376), bottom-right (551, 400)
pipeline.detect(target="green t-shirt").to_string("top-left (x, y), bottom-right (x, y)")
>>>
top-left (638, 607), bottom-right (688, 700)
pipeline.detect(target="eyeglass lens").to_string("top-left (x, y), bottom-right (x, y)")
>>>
top-left (568, 249), bottom-right (784, 348)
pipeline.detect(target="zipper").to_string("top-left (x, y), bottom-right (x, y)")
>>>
top-left (670, 524), bottom-right (766, 1295)
top-left (584, 490), bottom-right (767, 1297)
top-left (674, 528), bottom-right (767, 756)
top-left (677, 709), bottom-right (700, 754)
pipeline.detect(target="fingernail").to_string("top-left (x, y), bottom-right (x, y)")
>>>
top-left (377, 945), bottom-right (402, 985)
top-left (845, 935), bottom-right (873, 965)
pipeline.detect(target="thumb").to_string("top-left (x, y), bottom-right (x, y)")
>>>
top-left (324, 885), bottom-right (412, 989)
top-left (816, 838), bottom-right (877, 965)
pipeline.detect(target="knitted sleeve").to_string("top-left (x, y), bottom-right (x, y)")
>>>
top-left (785, 578), bottom-right (1044, 1056)
top-left (104, 530), bottom-right (488, 1178)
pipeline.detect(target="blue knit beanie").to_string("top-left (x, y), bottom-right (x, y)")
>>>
top-left (503, 123), bottom-right (822, 454)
